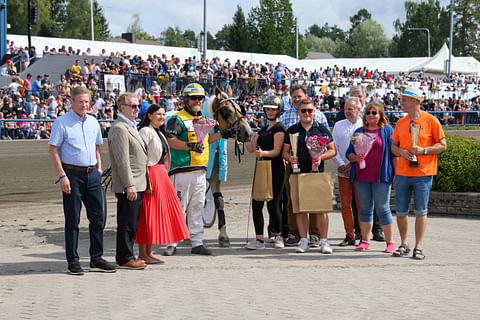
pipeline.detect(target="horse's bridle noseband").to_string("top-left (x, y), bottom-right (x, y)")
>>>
top-left (214, 97), bottom-right (246, 134)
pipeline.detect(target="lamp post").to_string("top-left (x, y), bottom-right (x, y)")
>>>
top-left (407, 27), bottom-right (430, 57)
top-left (272, 10), bottom-right (298, 59)
top-left (90, 0), bottom-right (94, 41)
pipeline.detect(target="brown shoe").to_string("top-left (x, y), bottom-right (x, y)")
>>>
top-left (117, 259), bottom-right (146, 270)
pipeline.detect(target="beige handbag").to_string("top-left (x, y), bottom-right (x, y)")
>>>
top-left (289, 172), bottom-right (333, 213)
top-left (252, 158), bottom-right (273, 202)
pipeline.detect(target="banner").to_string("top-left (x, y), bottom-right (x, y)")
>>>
top-left (104, 74), bottom-right (126, 93)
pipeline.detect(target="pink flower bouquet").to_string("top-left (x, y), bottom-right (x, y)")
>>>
top-left (192, 117), bottom-right (216, 154)
top-left (305, 135), bottom-right (329, 172)
top-left (351, 133), bottom-right (375, 169)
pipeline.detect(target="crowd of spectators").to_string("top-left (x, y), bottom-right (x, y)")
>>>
top-left (2, 40), bottom-right (480, 140)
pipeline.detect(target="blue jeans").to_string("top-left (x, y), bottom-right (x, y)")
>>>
top-left (395, 175), bottom-right (433, 216)
top-left (355, 181), bottom-right (393, 226)
top-left (62, 168), bottom-right (104, 263)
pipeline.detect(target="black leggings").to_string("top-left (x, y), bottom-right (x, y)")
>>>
top-left (252, 164), bottom-right (285, 236)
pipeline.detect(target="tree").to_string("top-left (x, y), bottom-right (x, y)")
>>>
top-left (126, 14), bottom-right (157, 41)
top-left (349, 8), bottom-right (372, 30)
top-left (160, 26), bottom-right (189, 47)
top-left (453, 0), bottom-right (480, 58)
top-left (307, 23), bottom-right (346, 41)
top-left (227, 5), bottom-right (250, 52)
top-left (304, 34), bottom-right (337, 55)
top-left (213, 25), bottom-right (231, 50)
top-left (349, 19), bottom-right (389, 57)
top-left (246, 0), bottom-right (306, 58)
top-left (183, 29), bottom-right (197, 48)
top-left (390, 0), bottom-right (449, 57)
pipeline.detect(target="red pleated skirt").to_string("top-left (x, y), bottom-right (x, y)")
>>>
top-left (136, 164), bottom-right (190, 244)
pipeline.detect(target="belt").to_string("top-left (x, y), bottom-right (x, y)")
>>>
top-left (62, 163), bottom-right (96, 174)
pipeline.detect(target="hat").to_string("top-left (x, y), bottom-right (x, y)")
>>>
top-left (401, 86), bottom-right (423, 101)
top-left (48, 95), bottom-right (55, 100)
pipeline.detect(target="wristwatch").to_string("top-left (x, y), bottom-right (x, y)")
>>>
top-left (423, 147), bottom-right (428, 155)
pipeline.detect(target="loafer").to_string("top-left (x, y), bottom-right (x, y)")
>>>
top-left (372, 230), bottom-right (385, 242)
top-left (89, 258), bottom-right (117, 273)
top-left (163, 246), bottom-right (177, 256)
top-left (67, 262), bottom-right (85, 276)
top-left (191, 245), bottom-right (213, 255)
top-left (117, 259), bottom-right (146, 270)
top-left (338, 236), bottom-right (356, 247)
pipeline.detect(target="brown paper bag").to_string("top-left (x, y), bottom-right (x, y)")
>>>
top-left (252, 159), bottom-right (273, 202)
top-left (289, 172), bottom-right (333, 213)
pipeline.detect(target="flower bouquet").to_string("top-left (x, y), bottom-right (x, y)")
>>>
top-left (305, 135), bottom-right (329, 172)
top-left (351, 133), bottom-right (376, 169)
top-left (192, 117), bottom-right (216, 155)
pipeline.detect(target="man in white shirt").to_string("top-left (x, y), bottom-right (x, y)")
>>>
top-left (332, 97), bottom-right (363, 246)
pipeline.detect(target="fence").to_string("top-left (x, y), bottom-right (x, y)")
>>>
top-left (1, 110), bottom-right (479, 141)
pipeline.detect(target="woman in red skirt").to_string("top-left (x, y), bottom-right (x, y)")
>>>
top-left (136, 104), bottom-right (190, 264)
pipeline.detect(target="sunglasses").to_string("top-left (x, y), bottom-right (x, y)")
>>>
top-left (365, 110), bottom-right (378, 116)
top-left (300, 109), bottom-right (314, 114)
top-left (189, 96), bottom-right (204, 101)
top-left (124, 104), bottom-right (140, 109)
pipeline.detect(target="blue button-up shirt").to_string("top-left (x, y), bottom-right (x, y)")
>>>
top-left (49, 109), bottom-right (102, 166)
top-left (279, 107), bottom-right (329, 130)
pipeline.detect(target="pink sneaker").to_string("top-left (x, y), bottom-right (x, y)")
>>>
top-left (355, 241), bottom-right (370, 251)
top-left (384, 242), bottom-right (396, 253)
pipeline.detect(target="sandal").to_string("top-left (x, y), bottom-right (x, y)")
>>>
top-left (392, 244), bottom-right (410, 257)
top-left (412, 248), bottom-right (426, 260)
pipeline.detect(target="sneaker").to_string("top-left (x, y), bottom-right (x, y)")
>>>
top-left (191, 245), bottom-right (213, 255)
top-left (296, 239), bottom-right (309, 253)
top-left (245, 239), bottom-right (266, 250)
top-left (309, 235), bottom-right (320, 247)
top-left (355, 241), bottom-right (370, 251)
top-left (163, 245), bottom-right (177, 256)
top-left (67, 262), bottom-right (85, 275)
top-left (274, 236), bottom-right (284, 248)
top-left (89, 258), bottom-right (117, 273)
top-left (285, 234), bottom-right (299, 247)
top-left (320, 241), bottom-right (333, 254)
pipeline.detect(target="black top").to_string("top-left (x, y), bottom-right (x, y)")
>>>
top-left (257, 122), bottom-right (286, 168)
top-left (285, 121), bottom-right (333, 173)
top-left (155, 127), bottom-right (169, 165)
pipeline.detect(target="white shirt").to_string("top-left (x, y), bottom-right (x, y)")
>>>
top-left (332, 117), bottom-right (363, 177)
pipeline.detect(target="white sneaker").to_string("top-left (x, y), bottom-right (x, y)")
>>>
top-left (245, 239), bottom-right (266, 250)
top-left (296, 239), bottom-right (309, 253)
top-left (320, 241), bottom-right (333, 254)
top-left (274, 236), bottom-right (284, 248)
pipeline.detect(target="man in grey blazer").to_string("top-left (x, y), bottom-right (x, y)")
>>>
top-left (108, 92), bottom-right (149, 269)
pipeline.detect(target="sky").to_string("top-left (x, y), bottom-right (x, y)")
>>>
top-left (97, 0), bottom-right (451, 40)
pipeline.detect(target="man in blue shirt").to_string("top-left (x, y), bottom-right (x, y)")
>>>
top-left (49, 86), bottom-right (116, 275)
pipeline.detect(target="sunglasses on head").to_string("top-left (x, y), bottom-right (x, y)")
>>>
top-left (189, 96), bottom-right (204, 101)
top-left (365, 110), bottom-right (378, 116)
top-left (300, 109), bottom-right (314, 114)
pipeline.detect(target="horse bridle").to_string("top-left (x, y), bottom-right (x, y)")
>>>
top-left (214, 97), bottom-right (246, 162)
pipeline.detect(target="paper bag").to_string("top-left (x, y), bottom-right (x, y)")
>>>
top-left (289, 172), bottom-right (333, 213)
top-left (252, 159), bottom-right (273, 202)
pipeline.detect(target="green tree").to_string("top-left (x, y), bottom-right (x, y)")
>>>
top-left (126, 14), bottom-right (157, 41)
top-left (206, 31), bottom-right (217, 49)
top-left (92, 1), bottom-right (110, 40)
top-left (183, 29), bottom-right (197, 48)
top-left (349, 8), bottom-right (372, 30)
top-left (390, 0), bottom-right (449, 57)
top-left (349, 19), bottom-right (389, 57)
top-left (453, 0), bottom-right (480, 58)
top-left (307, 23), bottom-right (346, 41)
top-left (246, 0), bottom-right (306, 58)
top-left (304, 34), bottom-right (337, 55)
top-left (227, 5), bottom-right (250, 52)
top-left (213, 25), bottom-right (231, 50)
top-left (160, 26), bottom-right (189, 47)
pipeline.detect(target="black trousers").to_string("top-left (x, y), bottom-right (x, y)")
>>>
top-left (115, 192), bottom-right (144, 265)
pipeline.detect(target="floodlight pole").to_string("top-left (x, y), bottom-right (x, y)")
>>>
top-left (448, 0), bottom-right (454, 80)
top-left (90, 0), bottom-right (94, 41)
top-left (203, 0), bottom-right (207, 61)
top-left (407, 27), bottom-right (430, 57)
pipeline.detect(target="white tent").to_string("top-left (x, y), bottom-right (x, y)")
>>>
top-left (408, 43), bottom-right (480, 76)
top-left (305, 57), bottom-right (428, 74)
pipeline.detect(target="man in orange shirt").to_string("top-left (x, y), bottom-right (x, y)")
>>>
top-left (391, 87), bottom-right (447, 260)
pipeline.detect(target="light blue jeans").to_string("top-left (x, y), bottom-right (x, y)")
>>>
top-left (355, 181), bottom-right (393, 226)
top-left (395, 175), bottom-right (433, 216)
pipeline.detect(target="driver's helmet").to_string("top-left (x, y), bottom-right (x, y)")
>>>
top-left (183, 83), bottom-right (205, 97)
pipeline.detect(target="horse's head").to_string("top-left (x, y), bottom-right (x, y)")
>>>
top-left (207, 87), bottom-right (253, 142)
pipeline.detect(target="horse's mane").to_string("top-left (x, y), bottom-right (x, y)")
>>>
top-left (207, 91), bottom-right (229, 118)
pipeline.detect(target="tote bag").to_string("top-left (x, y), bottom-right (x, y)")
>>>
top-left (289, 172), bottom-right (333, 213)
top-left (252, 158), bottom-right (273, 202)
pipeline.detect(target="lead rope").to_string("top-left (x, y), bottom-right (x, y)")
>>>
top-left (246, 157), bottom-right (257, 244)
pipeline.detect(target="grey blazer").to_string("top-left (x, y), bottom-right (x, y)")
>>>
top-left (108, 117), bottom-right (149, 193)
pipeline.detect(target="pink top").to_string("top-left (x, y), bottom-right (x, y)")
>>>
top-left (355, 129), bottom-right (382, 182)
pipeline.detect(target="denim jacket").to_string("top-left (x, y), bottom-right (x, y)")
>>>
top-left (346, 125), bottom-right (396, 183)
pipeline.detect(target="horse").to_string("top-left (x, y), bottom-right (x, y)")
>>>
top-left (207, 87), bottom-right (253, 143)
